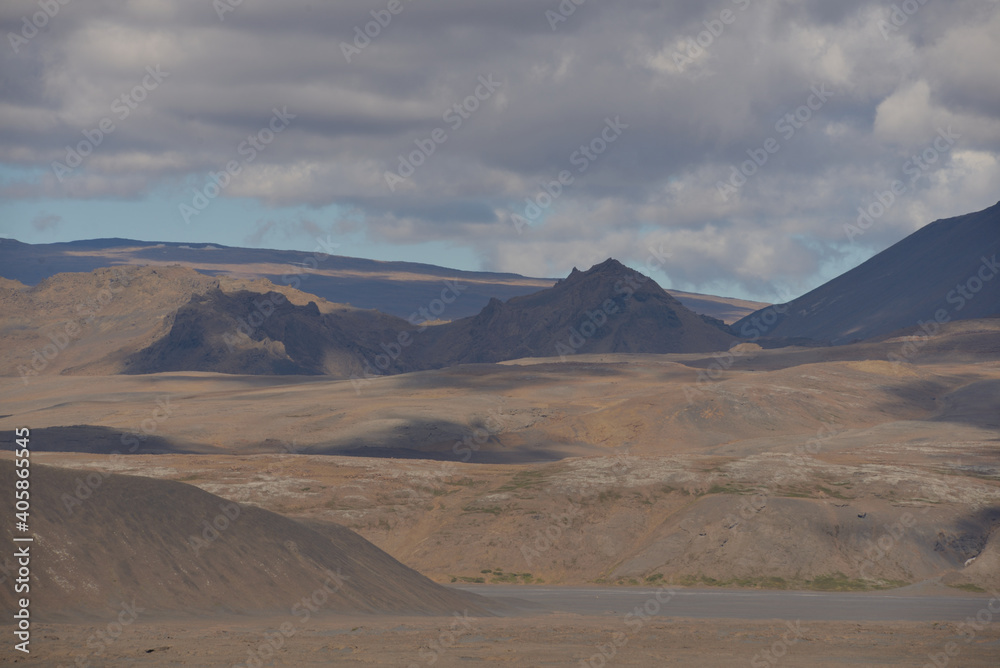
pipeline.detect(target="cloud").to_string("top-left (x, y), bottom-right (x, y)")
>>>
top-left (31, 212), bottom-right (61, 232)
top-left (244, 215), bottom-right (325, 247)
top-left (1, 0), bottom-right (998, 300)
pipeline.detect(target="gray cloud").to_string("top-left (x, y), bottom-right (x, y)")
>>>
top-left (30, 212), bottom-right (61, 232)
top-left (1, 0), bottom-right (998, 300)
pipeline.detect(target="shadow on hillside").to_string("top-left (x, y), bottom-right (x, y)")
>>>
top-left (2, 425), bottom-right (215, 454)
top-left (389, 361), bottom-right (627, 392)
top-left (259, 415), bottom-right (579, 463)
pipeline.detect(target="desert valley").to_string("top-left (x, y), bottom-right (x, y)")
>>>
top-left (1, 203), bottom-right (999, 666)
top-left (4, 1), bottom-right (1000, 664)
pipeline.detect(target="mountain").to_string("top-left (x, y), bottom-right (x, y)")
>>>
top-left (734, 201), bottom-right (1000, 344)
top-left (2, 260), bottom-right (737, 380)
top-left (123, 287), bottom-right (416, 377)
top-left (0, 459), bottom-right (490, 620)
top-left (0, 237), bottom-right (763, 323)
top-left (0, 265), bottom-right (408, 379)
top-left (125, 259), bottom-right (738, 374)
top-left (416, 259), bottom-right (738, 364)
top-left (0, 237), bottom-right (549, 321)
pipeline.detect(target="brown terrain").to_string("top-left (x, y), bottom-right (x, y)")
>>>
top-left (0, 459), bottom-right (491, 619)
top-left (2, 322), bottom-right (999, 663)
top-left (1, 260), bottom-right (741, 383)
top-left (2, 210), bottom-right (999, 666)
top-left (0, 237), bottom-right (764, 324)
top-left (3, 320), bottom-right (999, 594)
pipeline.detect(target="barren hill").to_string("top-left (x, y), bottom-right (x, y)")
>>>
top-left (0, 265), bottom-right (400, 379)
top-left (2, 260), bottom-right (738, 380)
top-left (2, 317), bottom-right (999, 593)
top-left (0, 459), bottom-right (488, 620)
top-left (0, 237), bottom-right (550, 321)
top-left (122, 287), bottom-right (416, 377)
top-left (734, 201), bottom-right (1000, 344)
top-left (0, 237), bottom-right (763, 323)
top-left (414, 259), bottom-right (738, 365)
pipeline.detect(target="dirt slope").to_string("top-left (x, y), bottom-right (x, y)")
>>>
top-left (0, 459), bottom-right (488, 620)
top-left (0, 265), bottom-right (384, 379)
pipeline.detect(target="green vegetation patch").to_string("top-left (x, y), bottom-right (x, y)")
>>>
top-left (701, 484), bottom-right (759, 496)
top-left (496, 469), bottom-right (549, 493)
top-left (461, 505), bottom-right (503, 515)
top-left (669, 573), bottom-right (909, 591)
top-left (948, 583), bottom-right (986, 593)
top-left (454, 569), bottom-right (536, 584)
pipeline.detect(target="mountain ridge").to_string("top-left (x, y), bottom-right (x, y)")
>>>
top-left (735, 201), bottom-right (1000, 344)
top-left (1, 260), bottom-right (738, 379)
top-left (0, 237), bottom-right (766, 324)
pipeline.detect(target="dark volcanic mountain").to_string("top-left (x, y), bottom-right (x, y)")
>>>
top-left (124, 287), bottom-right (416, 377)
top-left (417, 259), bottom-right (737, 363)
top-left (734, 201), bottom-right (1000, 344)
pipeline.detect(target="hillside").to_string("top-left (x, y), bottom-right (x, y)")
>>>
top-left (123, 287), bottom-right (416, 377)
top-left (415, 259), bottom-right (738, 365)
top-left (0, 265), bottom-right (404, 379)
top-left (2, 260), bottom-right (737, 380)
top-left (734, 201), bottom-right (1000, 344)
top-left (0, 459), bottom-right (489, 620)
top-left (0, 238), bottom-right (763, 323)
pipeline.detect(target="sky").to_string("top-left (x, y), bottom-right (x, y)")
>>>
top-left (1, 0), bottom-right (998, 303)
